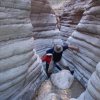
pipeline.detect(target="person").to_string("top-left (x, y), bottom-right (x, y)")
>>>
top-left (42, 40), bottom-right (79, 78)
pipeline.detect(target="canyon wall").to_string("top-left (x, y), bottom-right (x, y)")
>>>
top-left (0, 0), bottom-right (100, 99)
top-left (0, 0), bottom-right (46, 100)
top-left (60, 0), bottom-right (88, 40)
top-left (62, 0), bottom-right (100, 87)
top-left (31, 0), bottom-right (60, 56)
top-left (71, 62), bottom-right (100, 100)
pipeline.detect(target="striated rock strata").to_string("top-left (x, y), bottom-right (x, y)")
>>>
top-left (62, 0), bottom-right (100, 87)
top-left (31, 0), bottom-right (60, 56)
top-left (60, 0), bottom-right (89, 40)
top-left (0, 0), bottom-right (46, 100)
top-left (70, 62), bottom-right (100, 100)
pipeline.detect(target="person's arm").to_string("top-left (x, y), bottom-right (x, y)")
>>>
top-left (68, 45), bottom-right (79, 52)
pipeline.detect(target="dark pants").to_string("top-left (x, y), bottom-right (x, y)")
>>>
top-left (46, 62), bottom-right (61, 78)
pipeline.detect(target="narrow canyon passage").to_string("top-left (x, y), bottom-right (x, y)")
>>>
top-left (0, 0), bottom-right (100, 100)
top-left (32, 0), bottom-right (84, 100)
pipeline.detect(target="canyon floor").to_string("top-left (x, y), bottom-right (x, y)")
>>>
top-left (33, 78), bottom-right (85, 100)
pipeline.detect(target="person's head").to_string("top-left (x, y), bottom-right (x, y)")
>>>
top-left (53, 39), bottom-right (63, 53)
top-left (54, 44), bottom-right (63, 53)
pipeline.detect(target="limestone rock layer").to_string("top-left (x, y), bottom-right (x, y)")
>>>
top-left (60, 0), bottom-right (89, 40)
top-left (0, 0), bottom-right (33, 41)
top-left (62, 0), bottom-right (100, 87)
top-left (70, 62), bottom-right (100, 100)
top-left (31, 0), bottom-right (60, 56)
top-left (0, 38), bottom-right (46, 100)
top-left (0, 0), bottom-right (46, 100)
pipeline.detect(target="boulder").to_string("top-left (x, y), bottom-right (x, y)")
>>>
top-left (51, 70), bottom-right (74, 89)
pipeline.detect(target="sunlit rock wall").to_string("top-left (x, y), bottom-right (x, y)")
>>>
top-left (0, 0), bottom-right (46, 100)
top-left (63, 0), bottom-right (100, 87)
top-left (31, 0), bottom-right (60, 56)
top-left (60, 0), bottom-right (88, 40)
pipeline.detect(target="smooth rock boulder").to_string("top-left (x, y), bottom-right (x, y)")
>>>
top-left (51, 70), bottom-right (74, 89)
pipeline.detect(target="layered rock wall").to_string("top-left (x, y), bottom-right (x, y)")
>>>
top-left (0, 0), bottom-right (46, 100)
top-left (63, 0), bottom-right (100, 87)
top-left (71, 62), bottom-right (100, 100)
top-left (60, 0), bottom-right (88, 40)
top-left (0, 0), bottom-right (33, 41)
top-left (31, 0), bottom-right (60, 56)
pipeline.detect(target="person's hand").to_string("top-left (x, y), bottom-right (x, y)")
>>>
top-left (68, 45), bottom-right (79, 52)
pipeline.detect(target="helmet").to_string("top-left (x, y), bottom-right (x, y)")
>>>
top-left (54, 44), bottom-right (63, 53)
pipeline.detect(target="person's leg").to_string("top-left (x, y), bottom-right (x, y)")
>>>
top-left (70, 70), bottom-right (74, 75)
top-left (59, 58), bottom-right (74, 75)
top-left (59, 57), bottom-right (68, 67)
top-left (54, 62), bottom-right (62, 70)
top-left (46, 63), bottom-right (50, 77)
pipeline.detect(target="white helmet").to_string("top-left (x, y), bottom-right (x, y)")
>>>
top-left (53, 39), bottom-right (63, 53)
top-left (54, 44), bottom-right (63, 53)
